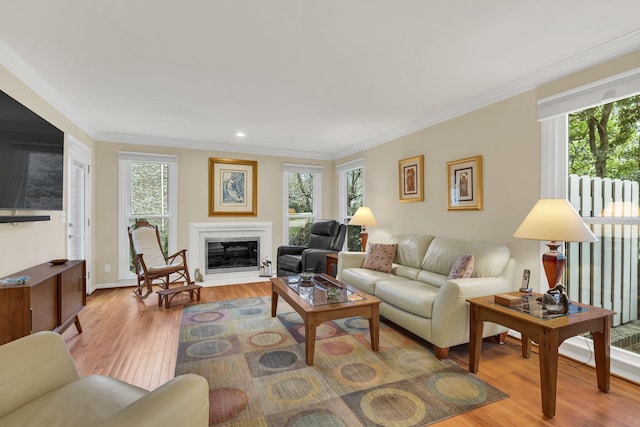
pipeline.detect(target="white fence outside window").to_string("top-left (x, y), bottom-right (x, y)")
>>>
top-left (567, 174), bottom-right (639, 327)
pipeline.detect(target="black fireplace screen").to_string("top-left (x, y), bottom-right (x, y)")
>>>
top-left (206, 238), bottom-right (260, 274)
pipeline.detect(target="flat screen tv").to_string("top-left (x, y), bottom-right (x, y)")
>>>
top-left (0, 89), bottom-right (64, 211)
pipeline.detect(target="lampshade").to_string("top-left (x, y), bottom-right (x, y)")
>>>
top-left (348, 207), bottom-right (378, 227)
top-left (514, 198), bottom-right (597, 290)
top-left (513, 199), bottom-right (596, 243)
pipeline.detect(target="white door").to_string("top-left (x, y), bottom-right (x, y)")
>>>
top-left (67, 138), bottom-right (92, 293)
top-left (68, 161), bottom-right (85, 259)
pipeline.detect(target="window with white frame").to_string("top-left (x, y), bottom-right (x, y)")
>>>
top-left (283, 164), bottom-right (322, 245)
top-left (538, 67), bottom-right (640, 382)
top-left (337, 159), bottom-right (365, 251)
top-left (118, 152), bottom-right (177, 280)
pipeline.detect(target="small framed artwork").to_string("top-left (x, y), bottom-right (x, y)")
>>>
top-left (208, 158), bottom-right (257, 216)
top-left (398, 155), bottom-right (424, 202)
top-left (447, 155), bottom-right (482, 210)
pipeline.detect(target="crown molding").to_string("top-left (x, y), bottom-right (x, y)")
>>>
top-left (3, 27), bottom-right (640, 161)
top-left (334, 29), bottom-right (640, 160)
top-left (97, 132), bottom-right (335, 161)
top-left (0, 41), bottom-right (98, 137)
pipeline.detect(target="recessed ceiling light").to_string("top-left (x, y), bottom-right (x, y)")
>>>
top-left (235, 131), bottom-right (246, 137)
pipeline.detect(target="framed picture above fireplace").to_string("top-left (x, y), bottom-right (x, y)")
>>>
top-left (208, 158), bottom-right (258, 216)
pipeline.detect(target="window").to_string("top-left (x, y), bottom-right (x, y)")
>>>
top-left (337, 159), bottom-right (365, 251)
top-left (283, 164), bottom-right (322, 245)
top-left (566, 95), bottom-right (640, 349)
top-left (118, 152), bottom-right (177, 279)
top-left (538, 67), bottom-right (640, 382)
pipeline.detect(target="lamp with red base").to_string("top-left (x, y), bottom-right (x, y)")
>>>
top-left (513, 198), bottom-right (597, 291)
top-left (348, 207), bottom-right (378, 252)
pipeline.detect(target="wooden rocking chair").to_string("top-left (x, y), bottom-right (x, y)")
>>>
top-left (128, 220), bottom-right (196, 300)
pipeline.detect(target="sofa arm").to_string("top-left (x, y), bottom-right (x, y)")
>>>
top-left (98, 374), bottom-right (209, 427)
top-left (430, 276), bottom-right (513, 346)
top-left (449, 276), bottom-right (514, 298)
top-left (336, 251), bottom-right (366, 280)
top-left (0, 331), bottom-right (80, 419)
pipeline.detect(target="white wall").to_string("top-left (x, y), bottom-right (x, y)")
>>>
top-left (3, 50), bottom-right (640, 292)
top-left (92, 141), bottom-right (336, 285)
top-left (0, 65), bottom-right (95, 277)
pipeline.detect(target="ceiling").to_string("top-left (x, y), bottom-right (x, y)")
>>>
top-left (1, 1), bottom-right (640, 160)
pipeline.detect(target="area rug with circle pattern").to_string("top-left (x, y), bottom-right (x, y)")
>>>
top-left (175, 296), bottom-right (508, 426)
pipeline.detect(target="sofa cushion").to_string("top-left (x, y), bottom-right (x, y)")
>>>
top-left (362, 243), bottom-right (397, 273)
top-left (390, 234), bottom-right (434, 269)
top-left (340, 268), bottom-right (402, 294)
top-left (0, 375), bottom-right (147, 427)
top-left (375, 280), bottom-right (439, 318)
top-left (416, 270), bottom-right (448, 287)
top-left (392, 265), bottom-right (423, 281)
top-left (448, 253), bottom-right (475, 279)
top-left (421, 237), bottom-right (510, 277)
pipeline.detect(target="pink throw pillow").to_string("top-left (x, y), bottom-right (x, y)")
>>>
top-left (362, 243), bottom-right (397, 273)
top-left (448, 253), bottom-right (475, 279)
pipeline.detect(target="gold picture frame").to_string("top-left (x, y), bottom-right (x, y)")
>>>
top-left (398, 155), bottom-right (424, 202)
top-left (208, 158), bottom-right (257, 216)
top-left (447, 155), bottom-right (482, 210)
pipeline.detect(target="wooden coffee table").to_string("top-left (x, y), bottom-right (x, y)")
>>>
top-left (271, 274), bottom-right (381, 365)
top-left (468, 292), bottom-right (615, 418)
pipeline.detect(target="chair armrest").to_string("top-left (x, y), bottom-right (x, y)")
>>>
top-left (277, 245), bottom-right (305, 256)
top-left (166, 249), bottom-right (187, 264)
top-left (301, 249), bottom-right (336, 273)
top-left (98, 374), bottom-right (209, 427)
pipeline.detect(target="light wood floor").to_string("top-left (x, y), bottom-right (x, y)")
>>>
top-left (62, 283), bottom-right (640, 426)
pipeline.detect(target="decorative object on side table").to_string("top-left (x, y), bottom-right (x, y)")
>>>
top-left (447, 155), bottom-right (483, 210)
top-left (208, 157), bottom-right (258, 216)
top-left (519, 268), bottom-right (532, 292)
top-left (541, 284), bottom-right (570, 314)
top-left (348, 206), bottom-right (378, 251)
top-left (513, 198), bottom-right (597, 289)
top-left (398, 155), bottom-right (424, 202)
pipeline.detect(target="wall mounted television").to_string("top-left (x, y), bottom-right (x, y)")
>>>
top-left (0, 89), bottom-right (64, 213)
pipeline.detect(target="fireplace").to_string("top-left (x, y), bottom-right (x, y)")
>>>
top-left (206, 237), bottom-right (260, 274)
top-left (188, 222), bottom-right (273, 285)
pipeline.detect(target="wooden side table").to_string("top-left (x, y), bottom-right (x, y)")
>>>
top-left (467, 292), bottom-right (614, 418)
top-left (326, 253), bottom-right (338, 276)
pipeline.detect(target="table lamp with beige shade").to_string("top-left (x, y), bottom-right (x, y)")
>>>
top-left (348, 207), bottom-right (378, 251)
top-left (513, 198), bottom-right (597, 290)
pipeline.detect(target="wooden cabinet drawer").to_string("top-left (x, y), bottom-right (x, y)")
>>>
top-left (61, 263), bottom-right (85, 322)
top-left (30, 277), bottom-right (58, 332)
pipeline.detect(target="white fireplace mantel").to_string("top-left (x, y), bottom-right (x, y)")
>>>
top-left (188, 222), bottom-right (273, 286)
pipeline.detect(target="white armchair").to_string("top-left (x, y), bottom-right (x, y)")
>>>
top-left (0, 331), bottom-right (209, 427)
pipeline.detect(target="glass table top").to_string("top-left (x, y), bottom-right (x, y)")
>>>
top-left (494, 293), bottom-right (590, 320)
top-left (284, 274), bottom-right (364, 306)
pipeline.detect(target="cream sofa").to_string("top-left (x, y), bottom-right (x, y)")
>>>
top-left (337, 234), bottom-right (517, 359)
top-left (0, 331), bottom-right (209, 427)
